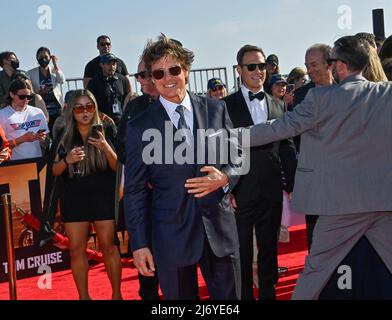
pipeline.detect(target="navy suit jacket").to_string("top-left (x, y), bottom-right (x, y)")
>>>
top-left (124, 93), bottom-right (241, 268)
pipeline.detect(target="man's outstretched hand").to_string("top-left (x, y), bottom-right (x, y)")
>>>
top-left (185, 166), bottom-right (229, 198)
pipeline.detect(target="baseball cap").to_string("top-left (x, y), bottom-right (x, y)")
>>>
top-left (207, 78), bottom-right (226, 90)
top-left (266, 54), bottom-right (279, 66)
top-left (100, 53), bottom-right (118, 64)
top-left (270, 74), bottom-right (288, 85)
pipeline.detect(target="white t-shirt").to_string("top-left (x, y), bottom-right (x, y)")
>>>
top-left (0, 105), bottom-right (49, 160)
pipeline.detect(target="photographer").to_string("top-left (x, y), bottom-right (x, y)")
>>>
top-left (28, 47), bottom-right (65, 133)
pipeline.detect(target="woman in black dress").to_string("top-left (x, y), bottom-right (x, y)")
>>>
top-left (51, 89), bottom-right (122, 300)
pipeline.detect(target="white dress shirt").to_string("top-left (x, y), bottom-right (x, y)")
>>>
top-left (240, 85), bottom-right (268, 124)
top-left (159, 93), bottom-right (194, 133)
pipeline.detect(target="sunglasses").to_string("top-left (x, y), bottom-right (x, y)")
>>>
top-left (327, 58), bottom-right (347, 65)
top-left (241, 63), bottom-right (267, 72)
top-left (134, 71), bottom-right (147, 79)
top-left (73, 103), bottom-right (96, 114)
top-left (151, 65), bottom-right (182, 80)
top-left (99, 42), bottom-right (111, 47)
top-left (16, 94), bottom-right (33, 100)
top-left (211, 85), bottom-right (224, 92)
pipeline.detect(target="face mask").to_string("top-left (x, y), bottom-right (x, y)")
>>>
top-left (38, 58), bottom-right (50, 68)
top-left (10, 60), bottom-right (19, 70)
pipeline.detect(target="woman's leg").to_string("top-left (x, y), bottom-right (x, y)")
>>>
top-left (93, 220), bottom-right (123, 300)
top-left (64, 222), bottom-right (91, 300)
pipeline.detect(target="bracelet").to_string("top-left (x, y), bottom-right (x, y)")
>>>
top-left (63, 156), bottom-right (69, 166)
top-left (13, 139), bottom-right (17, 147)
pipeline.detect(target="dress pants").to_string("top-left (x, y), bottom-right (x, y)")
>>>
top-left (292, 211), bottom-right (392, 300)
top-left (157, 239), bottom-right (240, 300)
top-left (235, 198), bottom-right (282, 300)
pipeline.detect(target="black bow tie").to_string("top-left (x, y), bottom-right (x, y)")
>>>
top-left (249, 91), bottom-right (265, 101)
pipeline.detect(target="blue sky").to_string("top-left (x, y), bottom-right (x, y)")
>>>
top-left (1, 0), bottom-right (392, 90)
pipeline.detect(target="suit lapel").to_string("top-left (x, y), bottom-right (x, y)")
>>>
top-left (234, 91), bottom-right (254, 126)
top-left (189, 93), bottom-right (208, 176)
top-left (148, 99), bottom-right (172, 134)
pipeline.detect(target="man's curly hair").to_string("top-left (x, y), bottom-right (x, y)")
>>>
top-left (142, 33), bottom-right (194, 76)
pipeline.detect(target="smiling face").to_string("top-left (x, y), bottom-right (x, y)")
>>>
top-left (237, 51), bottom-right (266, 92)
top-left (271, 82), bottom-right (287, 99)
top-left (151, 55), bottom-right (188, 104)
top-left (72, 95), bottom-right (96, 126)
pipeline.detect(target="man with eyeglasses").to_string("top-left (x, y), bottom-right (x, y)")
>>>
top-left (87, 53), bottom-right (130, 124)
top-left (124, 34), bottom-right (243, 300)
top-left (223, 45), bottom-right (297, 300)
top-left (240, 35), bottom-right (392, 300)
top-left (83, 35), bottom-right (131, 92)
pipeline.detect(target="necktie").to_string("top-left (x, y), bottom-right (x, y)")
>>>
top-left (249, 91), bottom-right (265, 102)
top-left (175, 105), bottom-right (190, 130)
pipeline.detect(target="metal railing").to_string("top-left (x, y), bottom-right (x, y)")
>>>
top-left (62, 67), bottom-right (229, 97)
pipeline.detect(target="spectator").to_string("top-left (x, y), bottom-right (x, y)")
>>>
top-left (287, 67), bottom-right (308, 90)
top-left (83, 35), bottom-right (131, 93)
top-left (206, 77), bottom-right (227, 100)
top-left (382, 58), bottom-right (392, 80)
top-left (0, 124), bottom-right (11, 163)
top-left (48, 89), bottom-right (122, 300)
top-left (87, 53), bottom-right (130, 124)
top-left (0, 51), bottom-right (20, 107)
top-left (264, 54), bottom-right (280, 94)
top-left (355, 33), bottom-right (387, 82)
top-left (11, 70), bottom-right (49, 120)
top-left (292, 43), bottom-right (334, 251)
top-left (378, 34), bottom-right (392, 62)
top-left (52, 90), bottom-right (75, 142)
top-left (116, 59), bottom-right (160, 300)
top-left (269, 74), bottom-right (288, 100)
top-left (28, 47), bottom-right (65, 133)
top-left (0, 79), bottom-right (49, 160)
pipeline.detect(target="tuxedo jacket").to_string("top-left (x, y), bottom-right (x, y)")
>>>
top-left (124, 93), bottom-right (241, 268)
top-left (224, 91), bottom-right (297, 204)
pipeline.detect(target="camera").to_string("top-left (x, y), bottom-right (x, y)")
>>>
top-left (91, 124), bottom-right (103, 139)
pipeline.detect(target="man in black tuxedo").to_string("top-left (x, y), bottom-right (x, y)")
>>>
top-left (224, 45), bottom-right (297, 300)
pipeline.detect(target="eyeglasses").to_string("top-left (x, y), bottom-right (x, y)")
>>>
top-left (73, 103), bottom-right (96, 114)
top-left (151, 65), bottom-right (182, 80)
top-left (99, 42), bottom-right (111, 47)
top-left (134, 71), bottom-right (147, 79)
top-left (327, 58), bottom-right (347, 65)
top-left (211, 85), bottom-right (224, 92)
top-left (241, 63), bottom-right (267, 72)
top-left (16, 94), bottom-right (33, 100)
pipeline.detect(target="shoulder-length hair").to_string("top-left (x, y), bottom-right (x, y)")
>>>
top-left (58, 89), bottom-right (109, 177)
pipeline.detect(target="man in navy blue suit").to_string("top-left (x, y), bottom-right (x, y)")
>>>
top-left (124, 35), bottom-right (243, 299)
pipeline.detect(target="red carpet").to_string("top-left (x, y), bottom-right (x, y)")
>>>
top-left (0, 225), bottom-right (307, 300)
